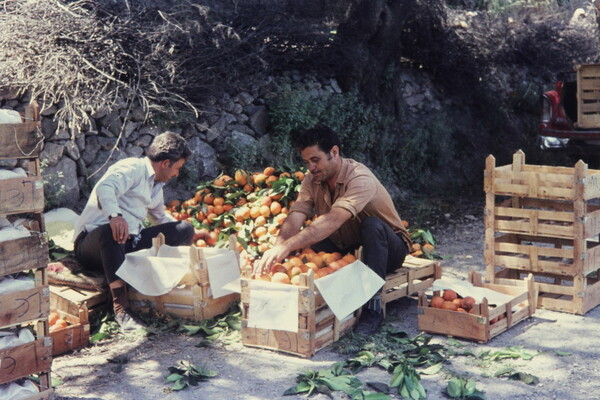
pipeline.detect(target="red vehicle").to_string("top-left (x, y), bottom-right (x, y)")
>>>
top-left (539, 68), bottom-right (600, 153)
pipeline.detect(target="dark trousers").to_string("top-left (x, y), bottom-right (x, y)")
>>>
top-left (312, 216), bottom-right (408, 280)
top-left (74, 221), bottom-right (194, 284)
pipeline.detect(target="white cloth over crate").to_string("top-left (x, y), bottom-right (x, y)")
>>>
top-left (0, 276), bottom-right (35, 295)
top-left (116, 245), bottom-right (190, 296)
top-left (247, 280), bottom-right (299, 333)
top-left (0, 379), bottom-right (39, 400)
top-left (116, 245), bottom-right (240, 297)
top-left (314, 260), bottom-right (385, 320)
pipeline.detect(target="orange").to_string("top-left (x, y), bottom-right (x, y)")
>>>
top-left (236, 197), bottom-right (248, 206)
top-left (294, 171), bottom-right (305, 181)
top-left (411, 243), bottom-right (422, 252)
top-left (271, 272), bottom-right (290, 284)
top-left (213, 197), bottom-right (225, 206)
top-left (461, 296), bottom-right (476, 311)
top-left (264, 166), bottom-right (276, 176)
top-left (265, 175), bottom-right (278, 186)
top-left (267, 224), bottom-right (279, 235)
top-left (213, 204), bottom-right (224, 215)
top-left (258, 243), bottom-right (271, 253)
top-left (204, 193), bottom-right (215, 205)
top-left (206, 231), bottom-right (218, 246)
top-left (441, 301), bottom-right (458, 311)
top-left (443, 289), bottom-right (458, 301)
top-left (423, 243), bottom-right (435, 253)
top-left (243, 184), bottom-right (253, 193)
top-left (256, 274), bottom-right (271, 282)
top-left (311, 255), bottom-right (325, 268)
top-left (213, 177), bottom-right (226, 187)
top-left (288, 257), bottom-right (303, 267)
top-left (254, 215), bottom-right (267, 226)
top-left (49, 311), bottom-right (59, 326)
top-left (304, 262), bottom-right (319, 271)
top-left (429, 296), bottom-right (444, 308)
top-left (193, 191), bottom-right (204, 203)
top-left (206, 213), bottom-right (218, 224)
top-left (341, 253), bottom-right (356, 264)
top-left (328, 261), bottom-right (343, 271)
top-left (254, 226), bottom-right (267, 238)
top-left (279, 172), bottom-right (291, 178)
top-left (259, 205), bottom-right (271, 218)
top-left (250, 206), bottom-right (261, 219)
top-left (195, 239), bottom-right (207, 247)
top-left (275, 213), bottom-right (288, 226)
top-left (290, 275), bottom-right (301, 286)
top-left (235, 169), bottom-right (248, 186)
top-left (271, 263), bottom-right (287, 274)
top-left (260, 196), bottom-right (272, 207)
top-left (253, 173), bottom-right (267, 185)
top-left (167, 199), bottom-right (181, 209)
top-left (301, 248), bottom-right (316, 256)
top-left (270, 201), bottom-right (282, 215)
top-left (222, 203), bottom-right (234, 212)
top-left (401, 220), bottom-right (409, 228)
top-left (290, 266), bottom-right (303, 277)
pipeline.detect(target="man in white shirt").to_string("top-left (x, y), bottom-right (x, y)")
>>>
top-left (73, 132), bottom-right (195, 330)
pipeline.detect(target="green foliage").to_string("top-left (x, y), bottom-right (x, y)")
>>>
top-left (41, 160), bottom-right (67, 211)
top-left (483, 0), bottom-right (556, 15)
top-left (446, 377), bottom-right (486, 400)
top-left (165, 360), bottom-right (217, 392)
top-left (267, 84), bottom-right (396, 183)
top-left (222, 138), bottom-right (262, 171)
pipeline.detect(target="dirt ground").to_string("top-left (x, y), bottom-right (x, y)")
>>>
top-left (52, 196), bottom-right (600, 400)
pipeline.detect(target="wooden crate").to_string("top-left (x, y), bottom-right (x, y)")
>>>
top-left (484, 150), bottom-right (600, 313)
top-left (0, 337), bottom-right (52, 385)
top-left (128, 235), bottom-right (240, 321)
top-left (382, 255), bottom-right (442, 317)
top-left (49, 285), bottom-right (109, 319)
top-left (0, 284), bottom-right (50, 328)
top-left (49, 307), bottom-right (90, 356)
top-left (576, 64), bottom-right (600, 129)
top-left (417, 271), bottom-right (537, 343)
top-left (0, 103), bottom-right (43, 159)
top-left (0, 232), bottom-right (48, 276)
top-left (0, 174), bottom-right (44, 215)
top-left (240, 271), bottom-right (359, 358)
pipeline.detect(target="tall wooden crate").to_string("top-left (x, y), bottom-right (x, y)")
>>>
top-left (484, 150), bottom-right (600, 314)
top-left (576, 64), bottom-right (600, 129)
top-left (0, 102), bottom-right (53, 398)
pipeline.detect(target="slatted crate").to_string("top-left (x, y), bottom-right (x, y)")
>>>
top-left (0, 271), bottom-right (50, 328)
top-left (381, 255), bottom-right (442, 317)
top-left (49, 307), bottom-right (90, 356)
top-left (240, 270), bottom-right (358, 358)
top-left (0, 172), bottom-right (45, 215)
top-left (0, 337), bottom-right (53, 385)
top-left (484, 150), bottom-right (600, 314)
top-left (576, 64), bottom-right (600, 129)
top-left (417, 271), bottom-right (537, 343)
top-left (128, 235), bottom-right (240, 321)
top-left (0, 231), bottom-right (48, 277)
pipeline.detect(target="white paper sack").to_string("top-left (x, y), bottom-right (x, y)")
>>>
top-left (116, 246), bottom-right (189, 296)
top-left (0, 328), bottom-right (35, 351)
top-left (0, 276), bottom-right (35, 295)
top-left (205, 250), bottom-right (240, 297)
top-left (0, 380), bottom-right (39, 400)
top-left (314, 260), bottom-right (385, 321)
top-left (247, 281), bottom-right (299, 332)
top-left (0, 225), bottom-right (30, 243)
top-left (44, 208), bottom-right (80, 251)
top-left (433, 278), bottom-right (514, 306)
top-left (0, 167), bottom-right (27, 181)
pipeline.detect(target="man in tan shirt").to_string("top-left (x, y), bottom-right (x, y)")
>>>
top-left (255, 125), bottom-right (411, 334)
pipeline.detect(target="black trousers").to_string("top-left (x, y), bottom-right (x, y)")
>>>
top-left (74, 221), bottom-right (194, 284)
top-left (312, 216), bottom-right (408, 280)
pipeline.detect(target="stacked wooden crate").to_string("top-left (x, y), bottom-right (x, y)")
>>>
top-left (0, 103), bottom-right (53, 398)
top-left (576, 64), bottom-right (600, 129)
top-left (484, 150), bottom-right (600, 314)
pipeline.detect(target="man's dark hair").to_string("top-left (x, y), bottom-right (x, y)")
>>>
top-left (291, 124), bottom-right (341, 153)
top-left (146, 131), bottom-right (192, 163)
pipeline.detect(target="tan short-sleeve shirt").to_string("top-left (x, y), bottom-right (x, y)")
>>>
top-left (290, 158), bottom-right (411, 250)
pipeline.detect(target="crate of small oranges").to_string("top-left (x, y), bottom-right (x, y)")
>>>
top-left (417, 271), bottom-right (537, 343)
top-left (239, 248), bottom-right (361, 358)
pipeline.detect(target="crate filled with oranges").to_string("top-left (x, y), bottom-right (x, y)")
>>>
top-left (417, 271), bottom-right (537, 343)
top-left (240, 248), bottom-right (360, 358)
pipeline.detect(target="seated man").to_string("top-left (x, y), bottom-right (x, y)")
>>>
top-left (255, 125), bottom-right (411, 334)
top-left (73, 132), bottom-right (195, 330)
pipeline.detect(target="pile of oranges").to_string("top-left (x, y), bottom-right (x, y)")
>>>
top-left (49, 311), bottom-right (68, 333)
top-left (252, 248), bottom-right (357, 285)
top-left (429, 289), bottom-right (476, 313)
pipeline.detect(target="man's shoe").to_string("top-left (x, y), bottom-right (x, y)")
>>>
top-left (355, 309), bottom-right (383, 335)
top-left (114, 309), bottom-right (146, 331)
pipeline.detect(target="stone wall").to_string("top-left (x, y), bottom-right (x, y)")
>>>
top-left (0, 70), bottom-right (440, 211)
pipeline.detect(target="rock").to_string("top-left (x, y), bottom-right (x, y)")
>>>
top-left (130, 106), bottom-right (146, 122)
top-left (40, 105), bottom-right (58, 117)
top-left (229, 124), bottom-right (255, 137)
top-left (236, 113), bottom-right (249, 123)
top-left (123, 121), bottom-right (138, 139)
top-left (187, 136), bottom-right (219, 180)
top-left (53, 129), bottom-right (70, 140)
top-left (43, 157), bottom-right (80, 207)
top-left (81, 136), bottom-right (101, 165)
top-left (330, 79), bottom-right (342, 94)
top-left (207, 113), bottom-right (236, 143)
top-left (138, 125), bottom-right (160, 137)
top-left (41, 117), bottom-right (58, 139)
top-left (64, 140), bottom-right (80, 160)
top-left (195, 121), bottom-right (209, 132)
top-left (97, 136), bottom-right (120, 151)
top-left (40, 142), bottom-right (64, 167)
top-left (125, 144), bottom-right (144, 158)
top-left (86, 150), bottom-right (127, 188)
top-left (236, 92), bottom-right (254, 106)
top-left (98, 111), bottom-right (122, 137)
top-left (91, 107), bottom-right (109, 119)
top-left (134, 134), bottom-right (153, 148)
top-left (249, 106), bottom-right (269, 136)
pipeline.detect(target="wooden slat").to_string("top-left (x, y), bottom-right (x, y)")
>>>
top-left (0, 121), bottom-right (43, 159)
top-left (0, 338), bottom-right (52, 385)
top-left (0, 233), bottom-right (48, 276)
top-left (0, 286), bottom-right (50, 327)
top-left (0, 175), bottom-right (45, 215)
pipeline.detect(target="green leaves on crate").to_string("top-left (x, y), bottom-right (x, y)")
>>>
top-left (493, 367), bottom-right (539, 385)
top-left (409, 229), bottom-right (436, 246)
top-left (477, 346), bottom-right (539, 361)
top-left (445, 377), bottom-right (486, 400)
top-left (48, 238), bottom-right (72, 261)
top-left (165, 360), bottom-right (217, 391)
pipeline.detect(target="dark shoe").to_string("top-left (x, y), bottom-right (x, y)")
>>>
top-left (115, 309), bottom-right (146, 331)
top-left (355, 309), bottom-right (383, 335)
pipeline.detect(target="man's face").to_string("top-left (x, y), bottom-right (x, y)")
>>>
top-left (300, 144), bottom-right (340, 184)
top-left (155, 158), bottom-right (185, 183)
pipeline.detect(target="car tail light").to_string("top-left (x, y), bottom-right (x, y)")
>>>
top-left (541, 96), bottom-right (551, 123)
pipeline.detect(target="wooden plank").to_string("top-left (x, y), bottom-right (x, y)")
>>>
top-left (0, 121), bottom-right (43, 159)
top-left (495, 219), bottom-right (573, 238)
top-left (50, 308), bottom-right (90, 356)
top-left (0, 286), bottom-right (50, 327)
top-left (0, 338), bottom-right (52, 385)
top-left (241, 323), bottom-right (312, 357)
top-left (0, 233), bottom-right (48, 276)
top-left (0, 175), bottom-right (44, 215)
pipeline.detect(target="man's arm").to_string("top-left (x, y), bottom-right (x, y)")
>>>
top-left (254, 207), bottom-right (352, 275)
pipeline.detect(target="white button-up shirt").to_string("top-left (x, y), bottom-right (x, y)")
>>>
top-left (73, 157), bottom-right (175, 240)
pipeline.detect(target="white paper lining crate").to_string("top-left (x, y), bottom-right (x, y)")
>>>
top-left (576, 64), bottom-right (600, 129)
top-left (484, 150), bottom-right (600, 314)
top-left (240, 270), bottom-right (359, 358)
top-left (0, 102), bottom-right (53, 397)
top-left (417, 271), bottom-right (537, 343)
top-left (381, 255), bottom-right (442, 317)
top-left (49, 285), bottom-right (109, 355)
top-left (128, 235), bottom-right (240, 321)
